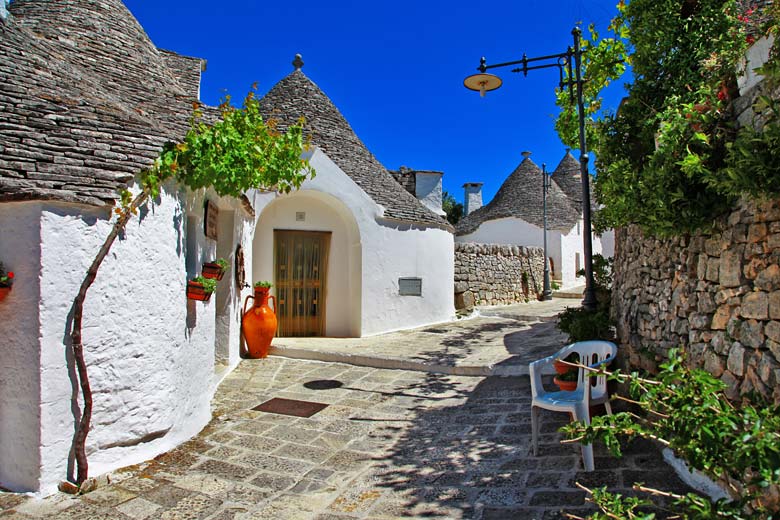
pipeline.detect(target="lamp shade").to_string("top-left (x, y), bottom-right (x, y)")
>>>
top-left (463, 73), bottom-right (502, 97)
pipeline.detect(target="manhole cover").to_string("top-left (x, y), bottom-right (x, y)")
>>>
top-left (303, 379), bottom-right (344, 390)
top-left (252, 398), bottom-right (328, 418)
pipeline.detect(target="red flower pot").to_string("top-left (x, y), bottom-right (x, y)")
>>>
top-left (186, 281), bottom-right (212, 302)
top-left (0, 287), bottom-right (10, 302)
top-left (202, 262), bottom-right (225, 281)
top-left (553, 376), bottom-right (578, 392)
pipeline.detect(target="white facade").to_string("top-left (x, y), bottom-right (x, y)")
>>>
top-left (0, 183), bottom-right (257, 495)
top-left (455, 216), bottom-right (606, 289)
top-left (253, 149), bottom-right (455, 337)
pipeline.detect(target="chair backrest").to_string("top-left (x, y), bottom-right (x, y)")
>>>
top-left (556, 340), bottom-right (617, 401)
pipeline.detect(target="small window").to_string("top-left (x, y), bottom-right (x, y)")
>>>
top-left (575, 253), bottom-right (581, 274)
top-left (399, 277), bottom-right (422, 296)
top-left (576, 221), bottom-right (581, 235)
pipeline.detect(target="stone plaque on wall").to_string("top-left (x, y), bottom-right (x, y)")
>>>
top-left (399, 277), bottom-right (422, 296)
top-left (204, 200), bottom-right (218, 240)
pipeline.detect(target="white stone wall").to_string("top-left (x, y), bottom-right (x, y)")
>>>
top-left (0, 202), bottom-right (42, 492)
top-left (0, 180), bottom-right (254, 495)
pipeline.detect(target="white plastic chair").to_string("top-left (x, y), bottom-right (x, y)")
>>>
top-left (530, 340), bottom-right (617, 472)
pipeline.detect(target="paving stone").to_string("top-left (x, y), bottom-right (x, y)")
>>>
top-left (529, 490), bottom-right (587, 507)
top-left (143, 485), bottom-right (195, 508)
top-left (115, 497), bottom-right (162, 519)
top-left (191, 460), bottom-right (255, 482)
top-left (249, 472), bottom-right (296, 492)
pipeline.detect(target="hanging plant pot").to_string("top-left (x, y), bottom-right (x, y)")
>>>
top-left (0, 287), bottom-right (10, 302)
top-left (186, 280), bottom-right (213, 302)
top-left (202, 262), bottom-right (226, 281)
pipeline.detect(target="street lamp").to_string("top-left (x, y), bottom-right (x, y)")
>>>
top-left (464, 27), bottom-right (598, 311)
top-left (541, 163), bottom-right (552, 301)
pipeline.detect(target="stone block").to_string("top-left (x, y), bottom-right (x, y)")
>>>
top-left (756, 264), bottom-right (780, 292)
top-left (766, 321), bottom-right (780, 343)
top-left (711, 305), bottom-right (732, 330)
top-left (704, 238), bottom-right (721, 257)
top-left (703, 350), bottom-right (725, 377)
top-left (454, 281), bottom-right (469, 293)
top-left (721, 371), bottom-right (740, 401)
top-left (771, 291), bottom-right (780, 320)
top-left (697, 254), bottom-right (709, 280)
top-left (748, 223), bottom-right (768, 243)
top-left (741, 319), bottom-right (765, 349)
top-left (719, 250), bottom-right (743, 287)
top-left (741, 291), bottom-right (768, 320)
top-left (744, 258), bottom-right (767, 280)
top-left (727, 343), bottom-right (748, 377)
top-left (697, 292), bottom-right (716, 314)
top-left (689, 313), bottom-right (710, 330)
top-left (767, 339), bottom-right (780, 360)
top-left (705, 258), bottom-right (720, 282)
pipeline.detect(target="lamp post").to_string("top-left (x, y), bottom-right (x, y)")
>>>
top-left (541, 163), bottom-right (552, 301)
top-left (464, 27), bottom-right (597, 311)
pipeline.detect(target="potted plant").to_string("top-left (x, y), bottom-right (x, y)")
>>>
top-left (202, 258), bottom-right (229, 281)
top-left (0, 262), bottom-right (13, 302)
top-left (553, 352), bottom-right (579, 375)
top-left (187, 276), bottom-right (217, 302)
top-left (553, 368), bottom-right (579, 391)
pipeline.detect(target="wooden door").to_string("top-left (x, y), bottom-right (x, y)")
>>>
top-left (274, 230), bottom-right (330, 337)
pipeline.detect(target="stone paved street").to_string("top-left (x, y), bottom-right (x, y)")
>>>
top-left (1, 356), bottom-right (696, 519)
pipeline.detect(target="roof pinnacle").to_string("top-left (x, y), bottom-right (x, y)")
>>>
top-left (293, 54), bottom-right (304, 71)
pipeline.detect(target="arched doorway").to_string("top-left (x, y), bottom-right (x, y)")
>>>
top-left (252, 190), bottom-right (361, 337)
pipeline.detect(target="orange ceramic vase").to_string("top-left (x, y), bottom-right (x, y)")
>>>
top-left (242, 287), bottom-right (277, 359)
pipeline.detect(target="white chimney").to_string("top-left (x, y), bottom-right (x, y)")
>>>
top-left (463, 182), bottom-right (483, 215)
top-left (414, 171), bottom-right (445, 216)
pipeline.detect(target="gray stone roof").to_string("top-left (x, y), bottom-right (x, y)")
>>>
top-left (0, 0), bottom-right (198, 206)
top-left (551, 150), bottom-right (582, 204)
top-left (159, 49), bottom-right (206, 101)
top-left (257, 68), bottom-right (452, 231)
top-left (550, 150), bottom-right (597, 213)
top-left (455, 156), bottom-right (581, 235)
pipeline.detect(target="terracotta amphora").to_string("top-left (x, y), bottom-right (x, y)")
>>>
top-left (242, 287), bottom-right (277, 358)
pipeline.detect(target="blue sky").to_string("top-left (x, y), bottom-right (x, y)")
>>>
top-left (123, 0), bottom-right (626, 205)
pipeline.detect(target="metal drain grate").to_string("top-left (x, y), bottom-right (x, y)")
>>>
top-left (252, 398), bottom-right (329, 418)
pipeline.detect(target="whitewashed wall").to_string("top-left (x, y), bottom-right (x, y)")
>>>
top-left (0, 202), bottom-right (43, 492)
top-left (0, 180), bottom-right (255, 495)
top-left (253, 149), bottom-right (454, 337)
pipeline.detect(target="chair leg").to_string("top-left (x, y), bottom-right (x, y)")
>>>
top-left (531, 406), bottom-right (540, 457)
top-left (604, 399), bottom-right (613, 416)
top-left (573, 405), bottom-right (594, 472)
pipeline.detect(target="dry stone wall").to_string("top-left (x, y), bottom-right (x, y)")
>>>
top-left (612, 198), bottom-right (780, 404)
top-left (454, 242), bottom-right (545, 309)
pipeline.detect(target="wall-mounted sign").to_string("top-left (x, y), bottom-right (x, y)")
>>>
top-left (399, 277), bottom-right (423, 296)
top-left (235, 245), bottom-right (246, 289)
top-left (296, 211), bottom-right (306, 222)
top-left (204, 200), bottom-right (218, 240)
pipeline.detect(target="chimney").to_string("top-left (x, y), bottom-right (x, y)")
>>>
top-left (413, 170), bottom-right (446, 216)
top-left (463, 182), bottom-right (483, 216)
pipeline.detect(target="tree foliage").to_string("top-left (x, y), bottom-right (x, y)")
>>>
top-left (442, 190), bottom-right (464, 225)
top-left (562, 349), bottom-right (780, 518)
top-left (556, 0), bottom-right (780, 237)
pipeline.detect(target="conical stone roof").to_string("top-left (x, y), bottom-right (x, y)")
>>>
top-left (456, 156), bottom-right (581, 235)
top-left (551, 150), bottom-right (582, 205)
top-left (0, 0), bottom-right (201, 206)
top-left (257, 68), bottom-right (452, 230)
